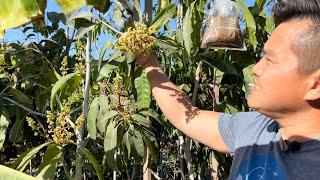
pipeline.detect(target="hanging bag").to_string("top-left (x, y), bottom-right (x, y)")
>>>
top-left (201, 0), bottom-right (246, 51)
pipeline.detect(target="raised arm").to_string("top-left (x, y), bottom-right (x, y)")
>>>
top-left (137, 53), bottom-right (229, 153)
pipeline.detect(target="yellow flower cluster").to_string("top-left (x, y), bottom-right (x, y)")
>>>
top-left (46, 105), bottom-right (74, 146)
top-left (75, 114), bottom-right (85, 135)
top-left (108, 75), bottom-right (137, 125)
top-left (113, 75), bottom-right (123, 94)
top-left (26, 116), bottom-right (42, 136)
top-left (60, 56), bottom-right (69, 76)
top-left (67, 88), bottom-right (83, 107)
top-left (75, 40), bottom-right (85, 75)
top-left (115, 24), bottom-right (156, 55)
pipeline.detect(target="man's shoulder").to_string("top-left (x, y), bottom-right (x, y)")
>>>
top-left (218, 111), bottom-right (277, 155)
top-left (233, 111), bottom-right (274, 133)
top-left (219, 111), bottom-right (276, 146)
top-left (220, 110), bottom-right (274, 125)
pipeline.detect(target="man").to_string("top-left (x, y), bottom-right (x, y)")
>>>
top-left (137, 0), bottom-right (320, 179)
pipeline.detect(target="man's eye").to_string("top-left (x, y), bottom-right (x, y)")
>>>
top-left (265, 57), bottom-right (274, 64)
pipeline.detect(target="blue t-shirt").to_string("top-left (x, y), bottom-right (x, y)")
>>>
top-left (218, 111), bottom-right (320, 180)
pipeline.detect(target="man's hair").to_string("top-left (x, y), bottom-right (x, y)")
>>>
top-left (273, 0), bottom-right (320, 74)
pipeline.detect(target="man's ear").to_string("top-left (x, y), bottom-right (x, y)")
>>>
top-left (304, 70), bottom-right (320, 100)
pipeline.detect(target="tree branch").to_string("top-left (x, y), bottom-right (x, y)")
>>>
top-left (3, 96), bottom-right (46, 116)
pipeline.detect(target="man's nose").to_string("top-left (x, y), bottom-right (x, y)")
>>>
top-left (252, 59), bottom-right (263, 77)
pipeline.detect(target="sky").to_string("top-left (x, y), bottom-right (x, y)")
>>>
top-left (3, 0), bottom-right (256, 58)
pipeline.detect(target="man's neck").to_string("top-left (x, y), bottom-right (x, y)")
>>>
top-left (276, 110), bottom-right (320, 142)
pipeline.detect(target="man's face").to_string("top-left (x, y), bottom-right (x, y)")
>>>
top-left (247, 19), bottom-right (312, 116)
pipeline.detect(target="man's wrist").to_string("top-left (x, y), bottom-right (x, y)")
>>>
top-left (141, 55), bottom-right (158, 71)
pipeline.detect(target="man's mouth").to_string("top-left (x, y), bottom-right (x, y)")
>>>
top-left (249, 83), bottom-right (259, 93)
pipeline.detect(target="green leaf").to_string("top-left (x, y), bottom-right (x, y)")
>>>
top-left (56, 0), bottom-right (86, 14)
top-left (47, 12), bottom-right (66, 27)
top-left (98, 95), bottom-right (109, 115)
top-left (0, 114), bottom-right (9, 150)
top-left (0, 30), bottom-right (4, 38)
top-left (116, 0), bottom-right (139, 21)
top-left (0, 165), bottom-right (35, 179)
top-left (237, 0), bottom-right (257, 49)
top-left (109, 51), bottom-right (122, 62)
top-left (131, 129), bottom-right (144, 158)
top-left (97, 64), bottom-right (118, 81)
top-left (150, 4), bottom-right (176, 31)
top-left (97, 110), bottom-right (118, 134)
top-left (0, 95), bottom-right (3, 114)
top-left (134, 72), bottom-right (151, 110)
top-left (125, 52), bottom-right (136, 64)
top-left (104, 121), bottom-right (118, 152)
top-left (50, 73), bottom-right (76, 110)
top-left (87, 0), bottom-right (111, 13)
top-left (79, 146), bottom-right (104, 180)
top-left (0, 0), bottom-right (43, 31)
top-left (66, 12), bottom-right (95, 39)
top-left (7, 89), bottom-right (32, 104)
top-left (87, 97), bottom-right (100, 140)
top-left (35, 88), bottom-right (51, 112)
top-left (263, 15), bottom-right (275, 35)
top-left (156, 38), bottom-right (182, 52)
top-left (98, 41), bottom-right (112, 70)
top-left (104, 120), bottom-right (118, 170)
top-left (100, 17), bottom-right (122, 35)
top-left (66, 12), bottom-right (94, 29)
top-left (131, 114), bottom-right (150, 128)
top-left (9, 110), bottom-right (25, 143)
top-left (133, 0), bottom-right (143, 22)
top-left (254, 0), bottom-right (266, 12)
top-left (183, 2), bottom-right (195, 56)
top-left (123, 129), bottom-right (131, 158)
top-left (114, 56), bottom-right (126, 63)
top-left (104, 150), bottom-right (118, 171)
top-left (178, 83), bottom-right (191, 93)
top-left (243, 64), bottom-right (255, 98)
top-left (74, 25), bottom-right (95, 39)
top-left (160, 0), bottom-right (170, 10)
top-left (36, 144), bottom-right (62, 179)
top-left (225, 103), bottom-right (239, 114)
top-left (202, 58), bottom-right (238, 75)
top-left (11, 142), bottom-right (50, 171)
top-left (96, 95), bottom-right (109, 132)
top-left (113, 5), bottom-right (124, 27)
top-left (143, 133), bottom-right (158, 161)
top-left (140, 109), bottom-right (161, 124)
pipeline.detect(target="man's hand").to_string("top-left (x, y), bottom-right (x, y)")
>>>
top-left (136, 52), bottom-right (158, 69)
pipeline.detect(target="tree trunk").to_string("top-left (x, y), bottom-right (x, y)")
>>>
top-left (143, 147), bottom-right (152, 180)
top-left (211, 68), bottom-right (221, 180)
top-left (176, 2), bottom-right (195, 179)
top-left (113, 151), bottom-right (117, 180)
top-left (210, 154), bottom-right (219, 180)
top-left (143, 1), bottom-right (153, 180)
top-left (75, 31), bottom-right (92, 180)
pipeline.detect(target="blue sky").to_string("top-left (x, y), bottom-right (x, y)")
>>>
top-left (3, 0), bottom-right (256, 58)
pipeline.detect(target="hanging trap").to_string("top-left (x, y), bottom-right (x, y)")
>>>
top-left (201, 0), bottom-right (246, 51)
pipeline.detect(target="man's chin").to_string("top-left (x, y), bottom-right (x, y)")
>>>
top-left (247, 96), bottom-right (259, 110)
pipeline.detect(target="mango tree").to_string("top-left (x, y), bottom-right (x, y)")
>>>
top-left (0, 0), bottom-right (276, 179)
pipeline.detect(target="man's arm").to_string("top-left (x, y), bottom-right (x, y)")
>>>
top-left (137, 53), bottom-right (229, 153)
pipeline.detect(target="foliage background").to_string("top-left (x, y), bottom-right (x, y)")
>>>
top-left (0, 0), bottom-right (276, 179)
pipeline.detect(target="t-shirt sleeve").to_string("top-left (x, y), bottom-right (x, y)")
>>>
top-left (218, 113), bottom-right (239, 155)
top-left (218, 111), bottom-right (269, 155)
